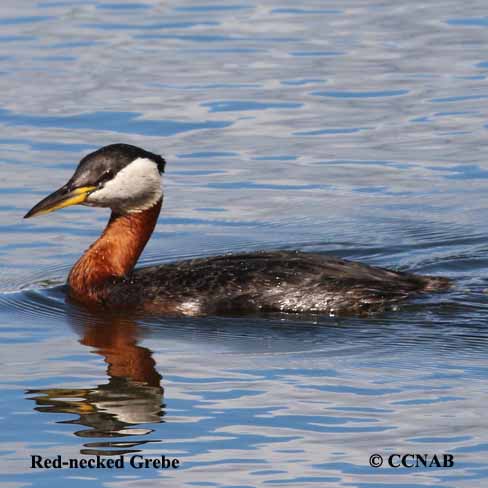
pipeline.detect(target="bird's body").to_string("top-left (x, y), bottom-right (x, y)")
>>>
top-left (25, 143), bottom-right (450, 317)
top-left (104, 251), bottom-right (449, 316)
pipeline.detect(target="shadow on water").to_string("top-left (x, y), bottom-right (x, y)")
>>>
top-left (26, 311), bottom-right (164, 456)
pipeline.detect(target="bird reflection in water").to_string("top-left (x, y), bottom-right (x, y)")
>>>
top-left (26, 312), bottom-right (164, 456)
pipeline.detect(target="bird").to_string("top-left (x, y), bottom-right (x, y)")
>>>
top-left (24, 143), bottom-right (450, 317)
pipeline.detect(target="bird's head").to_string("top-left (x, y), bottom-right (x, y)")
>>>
top-left (24, 143), bottom-right (166, 218)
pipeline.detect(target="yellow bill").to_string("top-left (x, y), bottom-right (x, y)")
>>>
top-left (24, 185), bottom-right (97, 219)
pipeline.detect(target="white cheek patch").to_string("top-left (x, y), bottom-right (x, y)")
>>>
top-left (87, 157), bottom-right (163, 213)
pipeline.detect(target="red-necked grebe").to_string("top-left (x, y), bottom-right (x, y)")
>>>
top-left (24, 143), bottom-right (450, 316)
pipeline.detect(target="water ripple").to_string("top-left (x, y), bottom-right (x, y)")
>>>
top-left (312, 89), bottom-right (410, 98)
top-left (0, 109), bottom-right (232, 136)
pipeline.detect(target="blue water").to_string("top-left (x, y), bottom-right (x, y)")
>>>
top-left (1, 1), bottom-right (488, 487)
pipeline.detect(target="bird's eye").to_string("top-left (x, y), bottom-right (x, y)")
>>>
top-left (97, 170), bottom-right (113, 187)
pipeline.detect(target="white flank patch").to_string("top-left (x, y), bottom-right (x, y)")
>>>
top-left (86, 157), bottom-right (163, 213)
top-left (178, 300), bottom-right (201, 316)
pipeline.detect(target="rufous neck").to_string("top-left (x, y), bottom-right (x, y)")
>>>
top-left (68, 199), bottom-right (162, 304)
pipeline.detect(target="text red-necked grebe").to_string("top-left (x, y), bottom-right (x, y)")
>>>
top-left (24, 143), bottom-right (450, 316)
